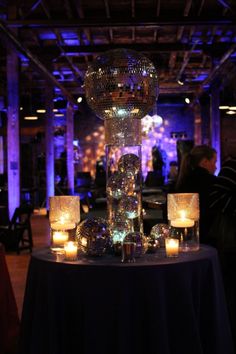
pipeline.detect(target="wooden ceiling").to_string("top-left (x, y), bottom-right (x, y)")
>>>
top-left (0, 0), bottom-right (236, 109)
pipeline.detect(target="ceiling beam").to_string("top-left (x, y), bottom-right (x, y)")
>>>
top-left (202, 43), bottom-right (236, 87)
top-left (6, 16), bottom-right (236, 28)
top-left (27, 42), bottom-right (235, 55)
top-left (0, 19), bottom-right (77, 106)
top-left (176, 40), bottom-right (200, 82)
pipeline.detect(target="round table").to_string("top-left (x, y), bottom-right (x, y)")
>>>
top-left (19, 245), bottom-right (234, 354)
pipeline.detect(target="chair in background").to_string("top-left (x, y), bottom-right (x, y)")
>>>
top-left (0, 204), bottom-right (33, 254)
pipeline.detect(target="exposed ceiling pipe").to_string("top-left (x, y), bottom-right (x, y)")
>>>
top-left (176, 40), bottom-right (199, 82)
top-left (216, 0), bottom-right (232, 10)
top-left (20, 0), bottom-right (43, 19)
top-left (202, 43), bottom-right (236, 87)
top-left (0, 19), bottom-right (77, 106)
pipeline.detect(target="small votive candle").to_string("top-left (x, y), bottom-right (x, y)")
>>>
top-left (165, 238), bottom-right (179, 258)
top-left (170, 218), bottom-right (194, 228)
top-left (64, 241), bottom-right (78, 261)
top-left (52, 231), bottom-right (69, 246)
top-left (51, 221), bottom-right (76, 231)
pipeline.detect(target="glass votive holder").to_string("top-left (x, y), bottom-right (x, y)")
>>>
top-left (121, 233), bottom-right (136, 263)
top-left (121, 242), bottom-right (136, 263)
top-left (64, 241), bottom-right (78, 261)
top-left (55, 251), bottom-right (65, 262)
top-left (167, 193), bottom-right (200, 252)
top-left (49, 196), bottom-right (80, 245)
top-left (165, 238), bottom-right (179, 258)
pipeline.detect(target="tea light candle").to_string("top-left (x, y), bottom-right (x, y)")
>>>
top-left (51, 221), bottom-right (76, 231)
top-left (170, 210), bottom-right (194, 228)
top-left (52, 231), bottom-right (69, 246)
top-left (165, 238), bottom-right (179, 257)
top-left (64, 241), bottom-right (78, 261)
top-left (171, 218), bottom-right (194, 228)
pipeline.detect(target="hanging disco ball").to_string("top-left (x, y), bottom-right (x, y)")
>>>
top-left (84, 48), bottom-right (159, 120)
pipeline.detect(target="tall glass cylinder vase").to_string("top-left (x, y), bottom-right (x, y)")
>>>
top-left (105, 117), bottom-right (143, 246)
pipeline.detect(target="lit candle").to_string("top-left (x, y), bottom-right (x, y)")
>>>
top-left (64, 241), bottom-right (78, 261)
top-left (51, 221), bottom-right (76, 231)
top-left (170, 210), bottom-right (194, 228)
top-left (165, 238), bottom-right (179, 257)
top-left (52, 231), bottom-right (69, 246)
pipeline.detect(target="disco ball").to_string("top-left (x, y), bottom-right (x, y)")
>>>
top-left (146, 236), bottom-right (159, 254)
top-left (150, 223), bottom-right (170, 248)
top-left (110, 217), bottom-right (131, 244)
top-left (107, 172), bottom-right (129, 199)
top-left (119, 195), bottom-right (139, 219)
top-left (118, 153), bottom-right (140, 176)
top-left (76, 217), bottom-right (111, 256)
top-left (84, 48), bottom-right (158, 120)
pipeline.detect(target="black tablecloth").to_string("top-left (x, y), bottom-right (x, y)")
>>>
top-left (0, 244), bottom-right (19, 354)
top-left (19, 246), bottom-right (234, 354)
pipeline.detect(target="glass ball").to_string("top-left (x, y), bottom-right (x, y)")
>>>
top-left (119, 195), bottom-right (139, 219)
top-left (84, 48), bottom-right (159, 120)
top-left (150, 223), bottom-right (170, 248)
top-left (76, 217), bottom-right (110, 256)
top-left (107, 172), bottom-right (129, 199)
top-left (118, 153), bottom-right (140, 176)
top-left (110, 216), bottom-right (131, 244)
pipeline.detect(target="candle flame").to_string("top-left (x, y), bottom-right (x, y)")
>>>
top-left (179, 210), bottom-right (187, 219)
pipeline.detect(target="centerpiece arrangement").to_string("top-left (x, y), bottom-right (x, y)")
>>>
top-left (48, 50), bottom-right (201, 262)
top-left (84, 48), bottom-right (159, 254)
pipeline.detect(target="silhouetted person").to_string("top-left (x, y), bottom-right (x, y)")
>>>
top-left (176, 144), bottom-right (217, 241)
top-left (209, 155), bottom-right (236, 349)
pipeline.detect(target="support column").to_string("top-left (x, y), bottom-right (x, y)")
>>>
top-left (7, 48), bottom-right (20, 219)
top-left (193, 101), bottom-right (202, 145)
top-left (210, 83), bottom-right (221, 174)
top-left (66, 102), bottom-right (74, 195)
top-left (45, 86), bottom-right (54, 210)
